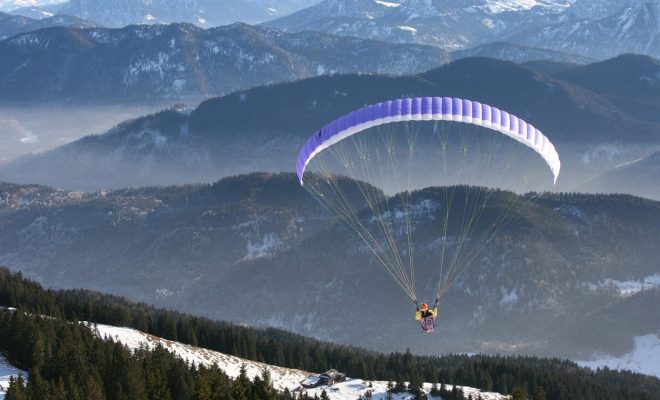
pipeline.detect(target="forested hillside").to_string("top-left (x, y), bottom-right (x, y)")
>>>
top-left (1, 268), bottom-right (659, 400)
top-left (0, 174), bottom-right (659, 360)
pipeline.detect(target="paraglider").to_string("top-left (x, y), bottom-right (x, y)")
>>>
top-left (296, 97), bottom-right (560, 333)
top-left (415, 300), bottom-right (439, 333)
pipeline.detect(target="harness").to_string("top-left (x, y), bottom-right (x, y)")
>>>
top-left (420, 315), bottom-right (436, 333)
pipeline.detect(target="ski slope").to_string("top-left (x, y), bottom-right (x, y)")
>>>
top-left (91, 323), bottom-right (508, 399)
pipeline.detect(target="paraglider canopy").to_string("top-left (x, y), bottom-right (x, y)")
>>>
top-left (297, 97), bottom-right (560, 186)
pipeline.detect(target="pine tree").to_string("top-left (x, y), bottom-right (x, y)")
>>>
top-left (193, 373), bottom-right (213, 400)
top-left (147, 369), bottom-right (172, 400)
top-left (533, 386), bottom-right (547, 400)
top-left (232, 365), bottom-right (251, 400)
top-left (5, 375), bottom-right (28, 400)
top-left (409, 373), bottom-right (423, 397)
top-left (511, 385), bottom-right (528, 400)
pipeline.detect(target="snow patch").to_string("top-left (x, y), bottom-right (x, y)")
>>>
top-left (481, 0), bottom-right (571, 14)
top-left (374, 0), bottom-right (400, 7)
top-left (577, 334), bottom-right (660, 378)
top-left (304, 381), bottom-right (507, 400)
top-left (584, 274), bottom-right (660, 297)
top-left (483, 18), bottom-right (496, 29)
top-left (244, 233), bottom-right (281, 260)
top-left (397, 25), bottom-right (417, 34)
top-left (499, 287), bottom-right (518, 305)
top-left (19, 131), bottom-right (38, 144)
top-left (155, 288), bottom-right (173, 297)
top-left (0, 356), bottom-right (27, 399)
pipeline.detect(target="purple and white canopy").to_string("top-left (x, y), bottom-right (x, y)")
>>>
top-left (296, 97), bottom-right (561, 185)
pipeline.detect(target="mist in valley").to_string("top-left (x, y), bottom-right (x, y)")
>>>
top-left (0, 104), bottom-right (185, 164)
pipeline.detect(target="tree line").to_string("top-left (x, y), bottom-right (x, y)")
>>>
top-left (0, 267), bottom-right (659, 400)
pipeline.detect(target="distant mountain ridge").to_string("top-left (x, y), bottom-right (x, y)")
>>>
top-left (453, 41), bottom-right (593, 65)
top-left (552, 54), bottom-right (660, 123)
top-left (266, 0), bottom-right (660, 59)
top-left (0, 10), bottom-right (96, 39)
top-left (0, 21), bottom-right (600, 104)
top-left (9, 0), bottom-right (323, 26)
top-left (1, 55), bottom-right (658, 191)
top-left (265, 0), bottom-right (511, 50)
top-left (509, 1), bottom-right (660, 60)
top-left (585, 151), bottom-right (660, 201)
top-left (0, 23), bottom-right (450, 103)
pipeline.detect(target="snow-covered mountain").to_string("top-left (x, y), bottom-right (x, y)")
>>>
top-left (509, 1), bottom-right (660, 60)
top-left (265, 0), bottom-right (511, 50)
top-left (10, 0), bottom-right (323, 27)
top-left (0, 23), bottom-right (449, 103)
top-left (266, 0), bottom-right (660, 59)
top-left (0, 0), bottom-right (65, 12)
top-left (565, 0), bottom-right (644, 19)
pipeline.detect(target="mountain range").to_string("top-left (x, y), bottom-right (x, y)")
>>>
top-left (1, 55), bottom-right (658, 192)
top-left (6, 0), bottom-right (659, 61)
top-left (266, 0), bottom-right (660, 60)
top-left (1, 173), bottom-right (658, 361)
top-left (510, 1), bottom-right (660, 60)
top-left (0, 23), bottom-right (450, 103)
top-left (264, 0), bottom-right (566, 50)
top-left (0, 22), bottom-right (599, 105)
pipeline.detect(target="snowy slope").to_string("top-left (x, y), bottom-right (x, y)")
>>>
top-left (0, 357), bottom-right (26, 400)
top-left (577, 334), bottom-right (660, 378)
top-left (508, 1), bottom-right (660, 59)
top-left (268, 0), bottom-right (660, 58)
top-left (91, 323), bottom-right (307, 391)
top-left (304, 381), bottom-right (507, 400)
top-left (92, 322), bottom-right (509, 399)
